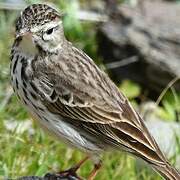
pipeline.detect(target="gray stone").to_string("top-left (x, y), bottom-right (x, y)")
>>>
top-left (97, 1), bottom-right (180, 95)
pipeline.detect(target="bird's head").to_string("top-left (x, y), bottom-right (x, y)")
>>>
top-left (15, 4), bottom-right (65, 54)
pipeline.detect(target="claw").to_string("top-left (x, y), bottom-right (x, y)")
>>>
top-left (45, 172), bottom-right (82, 180)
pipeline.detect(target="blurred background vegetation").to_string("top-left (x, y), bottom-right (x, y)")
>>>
top-left (0, 0), bottom-right (179, 179)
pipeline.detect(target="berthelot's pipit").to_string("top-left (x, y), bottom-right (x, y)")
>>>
top-left (10, 3), bottom-right (180, 180)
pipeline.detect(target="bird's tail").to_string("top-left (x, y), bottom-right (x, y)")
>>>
top-left (111, 106), bottom-right (180, 179)
top-left (152, 163), bottom-right (180, 180)
top-left (134, 113), bottom-right (180, 180)
top-left (120, 112), bottom-right (180, 180)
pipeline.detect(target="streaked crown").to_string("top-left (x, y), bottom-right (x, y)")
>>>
top-left (16, 4), bottom-right (62, 34)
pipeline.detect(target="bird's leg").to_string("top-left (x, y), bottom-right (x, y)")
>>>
top-left (58, 156), bottom-right (89, 176)
top-left (69, 156), bottom-right (89, 172)
top-left (87, 161), bottom-right (102, 180)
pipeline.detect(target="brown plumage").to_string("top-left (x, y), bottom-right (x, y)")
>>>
top-left (10, 3), bottom-right (180, 180)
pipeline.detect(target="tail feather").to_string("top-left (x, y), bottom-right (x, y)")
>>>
top-left (119, 113), bottom-right (180, 180)
top-left (135, 114), bottom-right (180, 179)
top-left (153, 163), bottom-right (180, 180)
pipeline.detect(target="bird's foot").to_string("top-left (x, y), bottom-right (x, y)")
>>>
top-left (45, 172), bottom-right (82, 180)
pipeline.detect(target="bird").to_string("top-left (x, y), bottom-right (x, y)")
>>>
top-left (10, 3), bottom-right (180, 180)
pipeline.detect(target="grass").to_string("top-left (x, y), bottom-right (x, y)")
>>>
top-left (0, 113), bottom-right (163, 180)
top-left (0, 1), bottom-right (179, 179)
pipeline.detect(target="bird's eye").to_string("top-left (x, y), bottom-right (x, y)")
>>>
top-left (46, 28), bottom-right (54, 35)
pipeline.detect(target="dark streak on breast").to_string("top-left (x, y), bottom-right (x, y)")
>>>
top-left (10, 54), bottom-right (14, 62)
top-left (21, 58), bottom-right (28, 82)
top-left (13, 55), bottom-right (19, 74)
top-left (30, 101), bottom-right (37, 109)
top-left (37, 106), bottom-right (45, 112)
top-left (23, 98), bottom-right (28, 105)
top-left (30, 91), bottom-right (37, 100)
top-left (11, 49), bottom-right (14, 56)
top-left (17, 93), bottom-right (21, 100)
top-left (30, 82), bottom-right (39, 93)
top-left (23, 81), bottom-right (27, 88)
top-left (43, 117), bottom-right (49, 122)
top-left (23, 87), bottom-right (29, 101)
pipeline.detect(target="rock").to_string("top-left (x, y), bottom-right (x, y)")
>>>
top-left (97, 0), bottom-right (180, 97)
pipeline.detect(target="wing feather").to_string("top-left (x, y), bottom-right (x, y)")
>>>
top-left (31, 42), bottom-right (167, 166)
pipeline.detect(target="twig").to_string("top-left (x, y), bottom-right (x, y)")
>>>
top-left (155, 76), bottom-right (180, 106)
top-left (0, 2), bottom-right (26, 10)
top-left (0, 2), bottom-right (108, 23)
top-left (105, 56), bottom-right (138, 69)
top-left (77, 10), bottom-right (108, 22)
